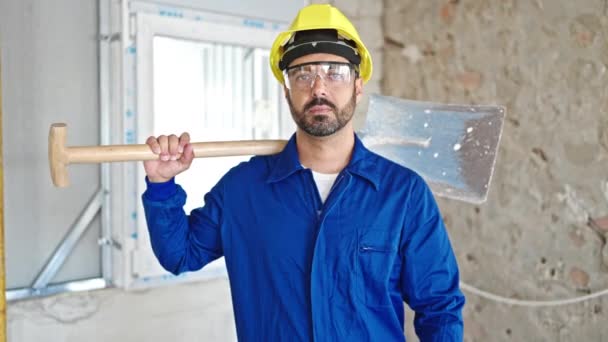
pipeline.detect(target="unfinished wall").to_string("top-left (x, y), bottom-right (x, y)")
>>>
top-left (384, 0), bottom-right (608, 340)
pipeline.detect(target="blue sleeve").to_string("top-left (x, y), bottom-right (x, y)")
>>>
top-left (400, 175), bottom-right (465, 341)
top-left (141, 176), bottom-right (224, 275)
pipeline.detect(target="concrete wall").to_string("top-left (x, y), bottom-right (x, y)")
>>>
top-left (383, 0), bottom-right (608, 341)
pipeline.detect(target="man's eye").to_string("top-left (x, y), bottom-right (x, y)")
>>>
top-left (327, 73), bottom-right (345, 81)
top-left (295, 74), bottom-right (312, 82)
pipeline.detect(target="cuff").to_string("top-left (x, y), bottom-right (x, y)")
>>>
top-left (144, 176), bottom-right (177, 201)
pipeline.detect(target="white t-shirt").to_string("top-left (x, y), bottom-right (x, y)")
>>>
top-left (311, 170), bottom-right (339, 203)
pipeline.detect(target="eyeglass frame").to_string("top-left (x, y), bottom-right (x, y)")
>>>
top-left (282, 61), bottom-right (360, 91)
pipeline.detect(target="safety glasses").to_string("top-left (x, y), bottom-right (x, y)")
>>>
top-left (283, 62), bottom-right (358, 91)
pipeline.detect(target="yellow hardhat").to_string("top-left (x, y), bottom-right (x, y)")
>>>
top-left (269, 4), bottom-right (373, 85)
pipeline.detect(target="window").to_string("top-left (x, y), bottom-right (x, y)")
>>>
top-left (112, 8), bottom-right (293, 288)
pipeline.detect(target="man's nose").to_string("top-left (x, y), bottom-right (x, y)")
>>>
top-left (311, 74), bottom-right (327, 97)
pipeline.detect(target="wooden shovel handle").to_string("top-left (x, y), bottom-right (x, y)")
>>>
top-left (49, 123), bottom-right (287, 187)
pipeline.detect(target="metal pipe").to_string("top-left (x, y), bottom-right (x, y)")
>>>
top-left (8, 278), bottom-right (107, 302)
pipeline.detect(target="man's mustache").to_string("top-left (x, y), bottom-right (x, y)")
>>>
top-left (304, 98), bottom-right (337, 112)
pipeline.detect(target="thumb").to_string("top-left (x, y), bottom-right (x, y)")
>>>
top-left (179, 143), bottom-right (195, 167)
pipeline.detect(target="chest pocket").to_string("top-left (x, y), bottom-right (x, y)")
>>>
top-left (357, 227), bottom-right (399, 307)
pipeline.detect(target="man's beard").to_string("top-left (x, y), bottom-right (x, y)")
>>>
top-left (286, 88), bottom-right (357, 137)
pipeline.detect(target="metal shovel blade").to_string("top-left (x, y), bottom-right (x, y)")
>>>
top-left (359, 94), bottom-right (505, 204)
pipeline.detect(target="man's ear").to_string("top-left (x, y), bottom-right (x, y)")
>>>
top-left (355, 78), bottom-right (363, 104)
top-left (283, 85), bottom-right (290, 98)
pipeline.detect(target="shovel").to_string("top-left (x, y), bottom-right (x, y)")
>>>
top-left (360, 94), bottom-right (505, 204)
top-left (48, 94), bottom-right (505, 204)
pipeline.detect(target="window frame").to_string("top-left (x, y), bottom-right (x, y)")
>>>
top-left (111, 8), bottom-right (289, 289)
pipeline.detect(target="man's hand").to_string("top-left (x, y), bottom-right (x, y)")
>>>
top-left (144, 133), bottom-right (194, 183)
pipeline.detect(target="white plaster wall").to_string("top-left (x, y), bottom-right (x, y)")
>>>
top-left (0, 0), bottom-right (103, 289)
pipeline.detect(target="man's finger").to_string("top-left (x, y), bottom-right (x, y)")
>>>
top-left (179, 143), bottom-right (195, 166)
top-left (168, 134), bottom-right (180, 158)
top-left (146, 136), bottom-right (161, 154)
top-left (179, 132), bottom-right (190, 153)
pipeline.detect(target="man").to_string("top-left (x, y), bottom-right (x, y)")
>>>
top-left (142, 4), bottom-right (465, 341)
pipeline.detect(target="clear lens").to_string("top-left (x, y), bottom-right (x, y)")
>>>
top-left (284, 62), bottom-right (355, 90)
